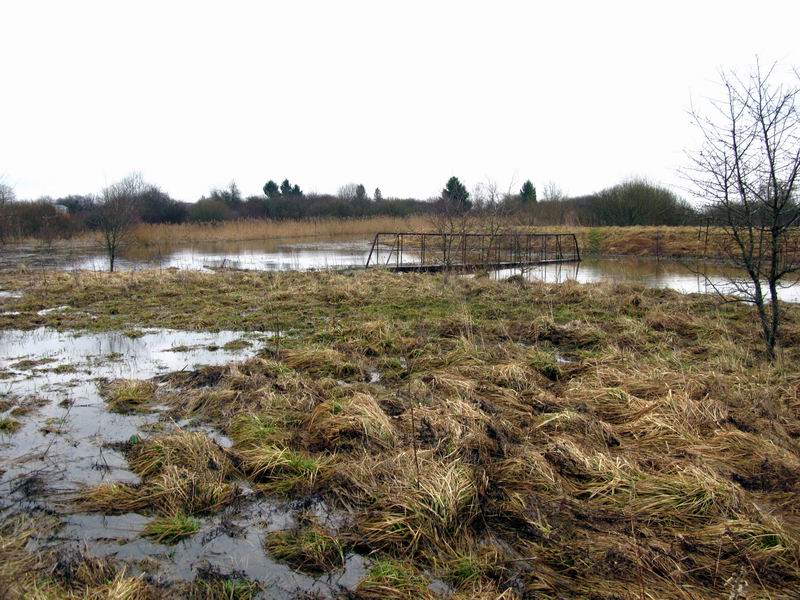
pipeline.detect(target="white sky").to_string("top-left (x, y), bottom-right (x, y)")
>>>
top-left (1, 1), bottom-right (798, 202)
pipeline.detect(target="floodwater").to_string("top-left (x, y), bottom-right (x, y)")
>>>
top-left (0, 237), bottom-right (372, 272)
top-left (1, 236), bottom-right (798, 302)
top-left (494, 257), bottom-right (800, 303)
top-left (0, 327), bottom-right (367, 596)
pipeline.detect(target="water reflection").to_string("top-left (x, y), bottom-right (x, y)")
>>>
top-left (2, 237), bottom-right (798, 303)
top-left (1, 237), bottom-right (372, 272)
top-left (493, 258), bottom-right (800, 303)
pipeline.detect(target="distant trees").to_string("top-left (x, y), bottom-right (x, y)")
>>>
top-left (588, 179), bottom-right (693, 226)
top-left (0, 181), bottom-right (15, 204)
top-left (189, 198), bottom-right (232, 222)
top-left (208, 182), bottom-right (242, 207)
top-left (97, 173), bottom-right (145, 272)
top-left (520, 180), bottom-right (537, 203)
top-left (138, 186), bottom-right (187, 224)
top-left (542, 182), bottom-right (566, 202)
top-left (1, 172), bottom-right (705, 236)
top-left (686, 61), bottom-right (800, 360)
top-left (337, 183), bottom-right (360, 202)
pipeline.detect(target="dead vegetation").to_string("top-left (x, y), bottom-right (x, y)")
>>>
top-left (2, 269), bottom-right (800, 597)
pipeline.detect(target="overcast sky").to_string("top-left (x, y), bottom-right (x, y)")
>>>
top-left (1, 1), bottom-right (798, 202)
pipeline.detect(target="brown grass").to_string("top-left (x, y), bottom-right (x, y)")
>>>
top-left (130, 215), bottom-right (431, 244)
top-left (4, 268), bottom-right (800, 596)
top-left (78, 430), bottom-right (238, 516)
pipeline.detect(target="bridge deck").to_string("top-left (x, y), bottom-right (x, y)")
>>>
top-left (365, 232), bottom-right (581, 271)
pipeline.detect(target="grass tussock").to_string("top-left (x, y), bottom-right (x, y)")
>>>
top-left (280, 346), bottom-right (361, 378)
top-left (99, 379), bottom-right (157, 413)
top-left (355, 558), bottom-right (434, 600)
top-left (236, 445), bottom-right (326, 495)
top-left (0, 417), bottom-right (22, 434)
top-left (306, 391), bottom-right (397, 450)
top-left (345, 453), bottom-right (479, 555)
top-left (265, 524), bottom-right (345, 573)
top-left (127, 431), bottom-right (234, 479)
top-left (142, 513), bottom-right (200, 545)
top-left (184, 576), bottom-right (259, 600)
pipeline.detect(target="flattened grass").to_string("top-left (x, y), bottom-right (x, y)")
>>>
top-left (78, 430), bottom-right (238, 516)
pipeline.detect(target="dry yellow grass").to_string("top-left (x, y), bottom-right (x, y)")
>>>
top-left (130, 215), bottom-right (431, 244)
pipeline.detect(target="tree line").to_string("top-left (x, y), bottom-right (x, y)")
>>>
top-left (1, 173), bottom-right (713, 245)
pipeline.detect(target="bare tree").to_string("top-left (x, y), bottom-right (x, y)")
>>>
top-left (473, 178), bottom-right (513, 236)
top-left (0, 179), bottom-right (15, 245)
top-left (541, 181), bottom-right (565, 202)
top-left (686, 61), bottom-right (800, 360)
top-left (97, 173), bottom-right (144, 272)
top-left (337, 183), bottom-right (360, 202)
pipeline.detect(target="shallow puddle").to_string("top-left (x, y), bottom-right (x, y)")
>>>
top-left (0, 328), bottom-right (264, 497)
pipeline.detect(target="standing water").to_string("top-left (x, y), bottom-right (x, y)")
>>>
top-left (1, 236), bottom-right (798, 302)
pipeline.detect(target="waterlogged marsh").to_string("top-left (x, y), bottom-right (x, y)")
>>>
top-left (3, 235), bottom-right (798, 302)
top-left (497, 257), bottom-right (800, 303)
top-left (1, 268), bottom-right (800, 598)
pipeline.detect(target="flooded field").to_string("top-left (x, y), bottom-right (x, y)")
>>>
top-left (2, 236), bottom-right (798, 302)
top-left (0, 237), bottom-right (373, 272)
top-left (497, 257), bottom-right (800, 303)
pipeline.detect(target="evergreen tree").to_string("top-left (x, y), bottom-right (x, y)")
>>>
top-left (520, 180), bottom-right (537, 203)
top-left (356, 184), bottom-right (367, 201)
top-left (442, 176), bottom-right (471, 211)
top-left (263, 180), bottom-right (279, 198)
top-left (374, 187), bottom-right (382, 201)
top-left (280, 179), bottom-right (293, 196)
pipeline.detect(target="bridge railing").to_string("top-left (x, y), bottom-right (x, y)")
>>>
top-left (365, 232), bottom-right (580, 270)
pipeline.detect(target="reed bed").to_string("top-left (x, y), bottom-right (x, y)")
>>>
top-left (130, 215), bottom-right (431, 245)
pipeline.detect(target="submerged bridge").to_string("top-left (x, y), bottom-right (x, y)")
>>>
top-left (365, 232), bottom-right (581, 272)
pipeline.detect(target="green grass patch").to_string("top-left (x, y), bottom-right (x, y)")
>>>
top-left (0, 417), bottom-right (22, 434)
top-left (143, 513), bottom-right (200, 544)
